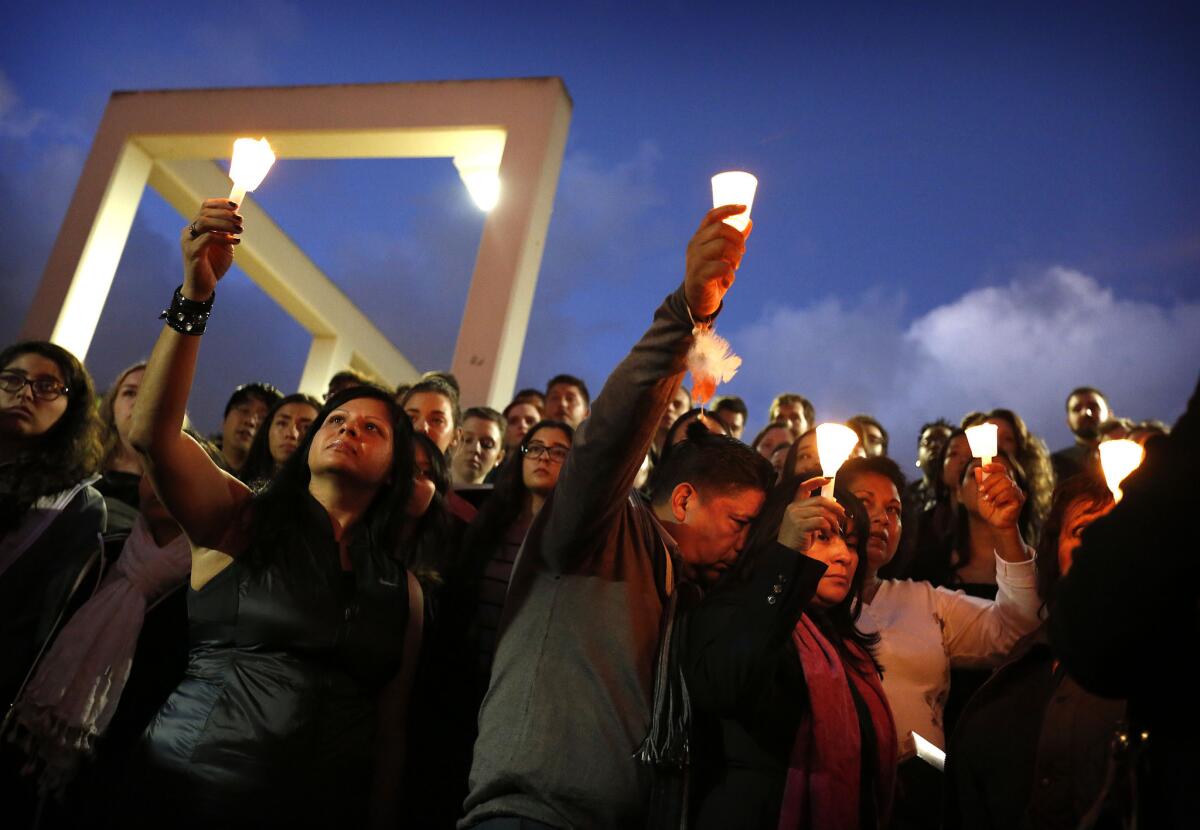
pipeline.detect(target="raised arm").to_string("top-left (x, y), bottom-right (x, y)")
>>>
top-left (129, 199), bottom-right (252, 551)
top-left (540, 206), bottom-right (750, 566)
top-left (940, 462), bottom-right (1040, 666)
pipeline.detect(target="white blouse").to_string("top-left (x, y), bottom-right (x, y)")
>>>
top-left (858, 554), bottom-right (1041, 757)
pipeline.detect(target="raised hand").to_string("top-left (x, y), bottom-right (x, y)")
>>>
top-left (684, 205), bottom-right (752, 319)
top-left (973, 462), bottom-right (1026, 530)
top-left (180, 198), bottom-right (243, 300)
top-left (777, 476), bottom-right (847, 555)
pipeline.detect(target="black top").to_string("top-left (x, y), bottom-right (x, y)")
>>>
top-left (0, 485), bottom-right (106, 708)
top-left (685, 542), bottom-right (837, 829)
top-left (140, 497), bottom-right (409, 827)
top-left (946, 633), bottom-right (1126, 830)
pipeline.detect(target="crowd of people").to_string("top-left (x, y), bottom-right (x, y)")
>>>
top-left (0, 197), bottom-right (1195, 829)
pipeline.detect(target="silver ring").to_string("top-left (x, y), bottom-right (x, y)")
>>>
top-left (189, 221), bottom-right (201, 239)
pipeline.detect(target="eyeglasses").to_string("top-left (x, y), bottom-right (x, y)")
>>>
top-left (522, 442), bottom-right (569, 464)
top-left (0, 372), bottom-right (70, 402)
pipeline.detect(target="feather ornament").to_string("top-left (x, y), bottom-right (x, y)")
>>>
top-left (687, 326), bottom-right (741, 406)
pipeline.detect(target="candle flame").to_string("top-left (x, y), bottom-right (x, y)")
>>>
top-left (1098, 439), bottom-right (1144, 503)
top-left (228, 137), bottom-right (276, 197)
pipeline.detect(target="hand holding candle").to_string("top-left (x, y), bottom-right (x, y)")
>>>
top-left (228, 137), bottom-right (276, 207)
top-left (965, 423), bottom-right (999, 478)
top-left (1098, 439), bottom-right (1145, 503)
top-left (711, 171), bottom-right (757, 233)
top-left (815, 423), bottom-right (860, 499)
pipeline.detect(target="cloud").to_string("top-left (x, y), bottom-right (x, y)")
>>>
top-left (726, 267), bottom-right (1199, 455)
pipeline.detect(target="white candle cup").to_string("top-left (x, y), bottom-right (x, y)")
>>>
top-left (228, 137), bottom-right (276, 206)
top-left (1098, 439), bottom-right (1145, 503)
top-left (965, 423), bottom-right (999, 477)
top-left (815, 423), bottom-right (860, 499)
top-left (711, 171), bottom-right (757, 233)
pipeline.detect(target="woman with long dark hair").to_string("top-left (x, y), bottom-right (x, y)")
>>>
top-left (238, 392), bottom-right (320, 488)
top-left (686, 476), bottom-right (896, 828)
top-left (0, 340), bottom-right (106, 825)
top-left (459, 419), bottom-right (574, 676)
top-left (128, 198), bottom-right (422, 828)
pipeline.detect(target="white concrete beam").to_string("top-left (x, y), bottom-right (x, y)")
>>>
top-left (149, 158), bottom-right (419, 386)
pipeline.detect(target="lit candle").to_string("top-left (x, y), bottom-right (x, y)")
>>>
top-left (816, 423), bottom-right (859, 499)
top-left (1098, 439), bottom-right (1145, 503)
top-left (965, 423), bottom-right (999, 477)
top-left (228, 137), bottom-right (276, 207)
top-left (711, 171), bottom-right (757, 233)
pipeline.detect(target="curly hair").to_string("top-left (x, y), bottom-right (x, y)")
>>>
top-left (961, 408), bottom-right (1055, 544)
top-left (0, 341), bottom-right (104, 533)
top-left (98, 361), bottom-right (146, 471)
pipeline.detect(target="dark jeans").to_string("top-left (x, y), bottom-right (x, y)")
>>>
top-left (469, 818), bottom-right (562, 830)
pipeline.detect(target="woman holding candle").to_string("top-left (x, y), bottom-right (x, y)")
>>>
top-left (961, 408), bottom-right (1055, 543)
top-left (129, 199), bottom-right (423, 828)
top-left (686, 476), bottom-right (896, 829)
top-left (836, 454), bottom-right (1041, 829)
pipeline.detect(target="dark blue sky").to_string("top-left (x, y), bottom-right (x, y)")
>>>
top-left (2, 1), bottom-right (1197, 458)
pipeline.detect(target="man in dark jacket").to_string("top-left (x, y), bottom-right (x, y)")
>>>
top-left (1051, 374), bottom-right (1199, 829)
top-left (461, 205), bottom-right (775, 829)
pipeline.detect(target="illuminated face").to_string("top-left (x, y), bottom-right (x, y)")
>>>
top-left (941, 434), bottom-right (972, 493)
top-left (522, 426), bottom-right (572, 497)
top-left (670, 486), bottom-right (766, 587)
top-left (504, 402), bottom-right (541, 451)
top-left (660, 386), bottom-right (692, 433)
top-left (452, 415), bottom-right (503, 484)
top-left (404, 391), bottom-right (457, 453)
top-left (809, 519), bottom-right (858, 609)
top-left (1067, 393), bottom-right (1109, 441)
top-left (0, 353), bottom-right (70, 442)
top-left (268, 402), bottom-right (318, 465)
top-left (845, 470), bottom-right (902, 574)
top-left (111, 367), bottom-right (144, 450)
top-left (791, 431), bottom-right (820, 477)
top-left (406, 440), bottom-right (437, 519)
top-left (545, 382), bottom-right (589, 428)
top-left (772, 401), bottom-right (808, 438)
top-left (1057, 496), bottom-right (1115, 577)
top-left (222, 394), bottom-right (270, 463)
top-left (755, 426), bottom-right (792, 461)
top-left (307, 397), bottom-right (395, 486)
top-left (714, 407), bottom-right (745, 440)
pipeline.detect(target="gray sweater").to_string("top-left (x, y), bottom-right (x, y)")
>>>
top-left (461, 287), bottom-right (697, 829)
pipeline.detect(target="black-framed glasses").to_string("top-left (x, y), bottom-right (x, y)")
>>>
top-left (522, 442), bottom-right (569, 464)
top-left (0, 372), bottom-right (69, 402)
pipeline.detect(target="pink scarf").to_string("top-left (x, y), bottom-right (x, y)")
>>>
top-left (6, 516), bottom-right (190, 794)
top-left (778, 614), bottom-right (897, 830)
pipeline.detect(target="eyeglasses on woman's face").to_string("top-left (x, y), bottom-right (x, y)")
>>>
top-left (0, 371), bottom-right (70, 402)
top-left (522, 441), bottom-right (569, 464)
